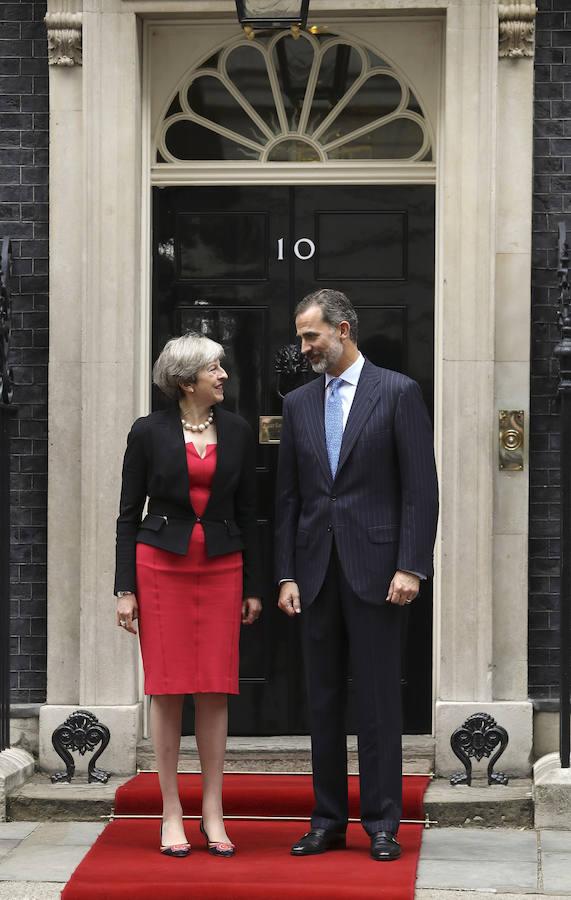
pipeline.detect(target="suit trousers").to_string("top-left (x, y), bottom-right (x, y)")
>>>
top-left (301, 542), bottom-right (403, 835)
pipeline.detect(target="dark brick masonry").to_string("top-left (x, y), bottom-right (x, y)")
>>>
top-left (0, 3), bottom-right (48, 703)
top-left (529, 0), bottom-right (571, 699)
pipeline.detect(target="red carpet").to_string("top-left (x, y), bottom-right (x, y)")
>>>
top-left (114, 772), bottom-right (430, 820)
top-left (62, 773), bottom-right (430, 900)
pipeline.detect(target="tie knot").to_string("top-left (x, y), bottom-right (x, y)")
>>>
top-left (329, 377), bottom-right (342, 396)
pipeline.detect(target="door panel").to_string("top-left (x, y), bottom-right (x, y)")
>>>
top-left (152, 184), bottom-right (435, 735)
top-left (315, 212), bottom-right (407, 281)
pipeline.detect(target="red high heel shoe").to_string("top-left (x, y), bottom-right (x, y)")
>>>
top-left (200, 820), bottom-right (235, 857)
top-left (160, 822), bottom-right (191, 857)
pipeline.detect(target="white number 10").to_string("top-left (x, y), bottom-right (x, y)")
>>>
top-left (277, 237), bottom-right (316, 261)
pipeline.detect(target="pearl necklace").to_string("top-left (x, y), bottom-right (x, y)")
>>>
top-left (180, 409), bottom-right (214, 433)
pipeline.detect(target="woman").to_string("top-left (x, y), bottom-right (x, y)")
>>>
top-left (114, 333), bottom-right (262, 858)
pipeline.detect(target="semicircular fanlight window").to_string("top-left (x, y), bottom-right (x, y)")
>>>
top-left (156, 31), bottom-right (432, 164)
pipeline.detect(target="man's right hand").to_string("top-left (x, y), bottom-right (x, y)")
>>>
top-left (278, 581), bottom-right (301, 616)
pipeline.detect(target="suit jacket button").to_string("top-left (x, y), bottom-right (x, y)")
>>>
top-left (330, 495), bottom-right (336, 501)
top-left (327, 524), bottom-right (332, 532)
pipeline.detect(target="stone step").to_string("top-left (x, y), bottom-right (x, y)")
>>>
top-left (136, 735), bottom-right (436, 775)
top-left (6, 734), bottom-right (534, 827)
top-left (7, 772), bottom-right (533, 828)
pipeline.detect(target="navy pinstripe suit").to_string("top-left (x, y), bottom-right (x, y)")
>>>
top-left (275, 359), bottom-right (438, 835)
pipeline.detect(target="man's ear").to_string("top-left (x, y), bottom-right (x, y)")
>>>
top-left (339, 321), bottom-right (351, 341)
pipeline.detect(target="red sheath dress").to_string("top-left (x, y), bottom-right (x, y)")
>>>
top-left (135, 442), bottom-right (243, 695)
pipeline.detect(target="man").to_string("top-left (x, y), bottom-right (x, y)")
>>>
top-left (275, 289), bottom-right (438, 861)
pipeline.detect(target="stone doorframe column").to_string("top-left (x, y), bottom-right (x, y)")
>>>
top-left (435, 0), bottom-right (535, 776)
top-left (40, 0), bottom-right (535, 777)
top-left (41, 0), bottom-right (143, 775)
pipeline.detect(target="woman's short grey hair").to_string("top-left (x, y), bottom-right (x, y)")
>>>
top-left (153, 332), bottom-right (225, 400)
top-left (295, 289), bottom-right (359, 343)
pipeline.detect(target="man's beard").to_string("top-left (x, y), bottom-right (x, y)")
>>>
top-left (308, 338), bottom-right (343, 374)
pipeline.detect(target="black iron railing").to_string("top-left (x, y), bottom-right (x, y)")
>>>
top-left (554, 222), bottom-right (571, 769)
top-left (0, 237), bottom-right (14, 753)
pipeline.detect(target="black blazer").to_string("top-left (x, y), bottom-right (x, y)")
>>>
top-left (114, 404), bottom-right (262, 598)
top-left (275, 359), bottom-right (439, 607)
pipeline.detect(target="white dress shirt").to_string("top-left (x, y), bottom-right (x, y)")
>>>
top-left (324, 353), bottom-right (365, 427)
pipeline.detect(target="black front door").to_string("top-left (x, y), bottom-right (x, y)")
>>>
top-left (153, 184), bottom-right (435, 734)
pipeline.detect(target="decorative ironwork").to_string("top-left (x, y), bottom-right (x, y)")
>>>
top-left (50, 709), bottom-right (111, 784)
top-left (274, 343), bottom-right (311, 398)
top-left (450, 713), bottom-right (509, 786)
top-left (554, 221), bottom-right (571, 769)
top-left (0, 237), bottom-right (14, 753)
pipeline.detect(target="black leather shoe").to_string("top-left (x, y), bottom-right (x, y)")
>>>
top-left (370, 831), bottom-right (401, 861)
top-left (290, 828), bottom-right (346, 856)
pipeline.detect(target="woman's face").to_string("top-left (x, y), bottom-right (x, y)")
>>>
top-left (184, 359), bottom-right (228, 407)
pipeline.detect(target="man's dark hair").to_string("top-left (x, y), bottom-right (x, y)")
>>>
top-left (295, 289), bottom-right (359, 344)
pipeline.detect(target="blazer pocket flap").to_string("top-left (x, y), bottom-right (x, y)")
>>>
top-left (295, 530), bottom-right (309, 547)
top-left (140, 514), bottom-right (167, 532)
top-left (368, 525), bottom-right (399, 544)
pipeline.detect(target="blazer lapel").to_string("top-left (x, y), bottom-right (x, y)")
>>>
top-left (303, 376), bottom-right (332, 484)
top-left (162, 403), bottom-right (192, 506)
top-left (335, 360), bottom-right (380, 479)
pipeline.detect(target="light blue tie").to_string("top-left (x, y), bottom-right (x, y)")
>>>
top-left (325, 377), bottom-right (344, 478)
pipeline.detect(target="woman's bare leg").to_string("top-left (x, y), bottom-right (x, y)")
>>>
top-left (194, 693), bottom-right (231, 843)
top-left (150, 694), bottom-right (188, 846)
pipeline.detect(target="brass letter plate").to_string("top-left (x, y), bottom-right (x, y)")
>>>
top-left (499, 410), bottom-right (524, 471)
top-left (259, 415), bottom-right (282, 444)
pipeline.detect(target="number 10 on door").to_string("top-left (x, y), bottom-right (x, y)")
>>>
top-left (277, 238), bottom-right (316, 260)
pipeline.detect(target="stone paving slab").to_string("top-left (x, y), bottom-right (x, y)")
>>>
top-left (0, 840), bottom-right (22, 859)
top-left (0, 823), bottom-right (39, 840)
top-left (0, 884), bottom-right (61, 899)
top-left (22, 822), bottom-right (105, 847)
top-left (415, 858), bottom-right (538, 891)
top-left (540, 830), bottom-right (571, 853)
top-left (542, 852), bottom-right (571, 893)
top-left (421, 826), bottom-right (538, 861)
top-left (0, 843), bottom-right (89, 883)
top-left (416, 893), bottom-right (571, 899)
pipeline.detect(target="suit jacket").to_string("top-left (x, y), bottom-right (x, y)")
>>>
top-left (275, 359), bottom-right (439, 606)
top-left (114, 404), bottom-right (262, 598)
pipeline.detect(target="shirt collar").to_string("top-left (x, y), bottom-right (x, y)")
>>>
top-left (325, 352), bottom-right (365, 388)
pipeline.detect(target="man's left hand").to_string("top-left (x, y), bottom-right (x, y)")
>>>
top-left (242, 597), bottom-right (262, 624)
top-left (385, 571), bottom-right (420, 606)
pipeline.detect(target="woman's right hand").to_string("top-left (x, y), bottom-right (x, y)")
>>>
top-left (116, 593), bottom-right (138, 635)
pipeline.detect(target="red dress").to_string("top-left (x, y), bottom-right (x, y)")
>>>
top-left (135, 443), bottom-right (243, 695)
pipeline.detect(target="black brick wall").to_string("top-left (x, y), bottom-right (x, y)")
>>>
top-left (0, 2), bottom-right (48, 703)
top-left (529, 0), bottom-right (570, 699)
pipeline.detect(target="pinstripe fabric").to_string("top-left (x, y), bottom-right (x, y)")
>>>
top-left (275, 359), bottom-right (439, 607)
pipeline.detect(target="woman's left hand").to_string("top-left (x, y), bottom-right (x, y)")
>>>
top-left (242, 597), bottom-right (262, 625)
